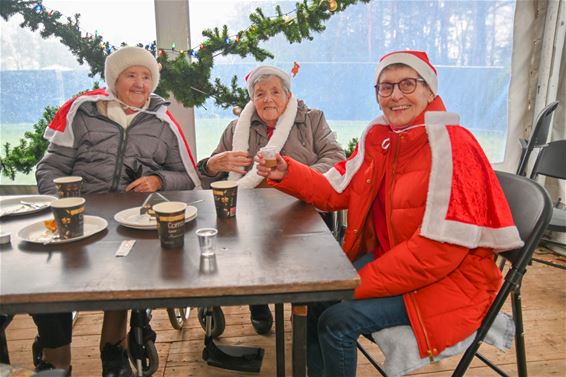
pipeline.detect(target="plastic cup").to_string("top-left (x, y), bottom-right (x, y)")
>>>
top-left (53, 176), bottom-right (83, 198)
top-left (260, 146), bottom-right (277, 168)
top-left (199, 254), bottom-right (218, 274)
top-left (196, 228), bottom-right (218, 257)
top-left (153, 201), bottom-right (187, 249)
top-left (210, 181), bottom-right (238, 218)
top-left (51, 197), bottom-right (86, 239)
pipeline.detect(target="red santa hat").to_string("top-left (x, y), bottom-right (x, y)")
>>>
top-left (374, 50), bottom-right (438, 95)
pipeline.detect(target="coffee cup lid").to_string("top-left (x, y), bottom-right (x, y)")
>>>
top-left (53, 176), bottom-right (83, 183)
top-left (51, 197), bottom-right (86, 208)
top-left (210, 180), bottom-right (238, 189)
top-left (153, 201), bottom-right (187, 214)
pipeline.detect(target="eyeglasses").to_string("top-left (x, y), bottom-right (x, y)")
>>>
top-left (375, 78), bottom-right (426, 97)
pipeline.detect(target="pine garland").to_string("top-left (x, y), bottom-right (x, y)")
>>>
top-left (0, 0), bottom-right (370, 108)
top-left (0, 106), bottom-right (55, 180)
top-left (0, 0), bottom-right (369, 180)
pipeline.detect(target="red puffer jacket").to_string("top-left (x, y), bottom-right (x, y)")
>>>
top-left (270, 118), bottom-right (508, 359)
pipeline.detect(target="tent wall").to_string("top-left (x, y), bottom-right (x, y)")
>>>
top-left (507, 0), bottom-right (565, 247)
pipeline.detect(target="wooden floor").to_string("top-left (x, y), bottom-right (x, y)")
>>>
top-left (4, 249), bottom-right (566, 377)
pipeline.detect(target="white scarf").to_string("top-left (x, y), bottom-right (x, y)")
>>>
top-left (228, 96), bottom-right (298, 189)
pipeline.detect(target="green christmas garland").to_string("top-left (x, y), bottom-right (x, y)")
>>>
top-left (0, 0), bottom-right (369, 180)
top-left (0, 0), bottom-right (370, 108)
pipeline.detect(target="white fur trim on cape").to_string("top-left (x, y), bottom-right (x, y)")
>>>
top-left (44, 92), bottom-right (201, 189)
top-left (420, 112), bottom-right (521, 251)
top-left (44, 92), bottom-right (113, 147)
top-left (154, 108), bottom-right (202, 189)
top-left (228, 96), bottom-right (298, 189)
top-left (323, 111), bottom-right (522, 252)
top-left (323, 114), bottom-right (386, 193)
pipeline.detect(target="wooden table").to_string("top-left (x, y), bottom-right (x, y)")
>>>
top-left (0, 189), bottom-right (359, 376)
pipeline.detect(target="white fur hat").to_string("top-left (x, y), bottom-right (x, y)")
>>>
top-left (246, 65), bottom-right (291, 97)
top-left (374, 50), bottom-right (438, 95)
top-left (104, 46), bottom-right (160, 94)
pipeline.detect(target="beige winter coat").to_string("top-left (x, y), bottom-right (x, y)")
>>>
top-left (197, 100), bottom-right (345, 188)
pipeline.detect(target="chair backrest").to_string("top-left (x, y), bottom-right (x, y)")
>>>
top-left (529, 139), bottom-right (566, 181)
top-left (516, 101), bottom-right (560, 176)
top-left (452, 171), bottom-right (552, 376)
top-left (496, 171), bottom-right (553, 268)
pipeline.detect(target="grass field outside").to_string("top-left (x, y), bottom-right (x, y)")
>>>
top-left (1, 120), bottom-right (505, 185)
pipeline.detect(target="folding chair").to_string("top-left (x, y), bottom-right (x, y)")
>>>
top-left (529, 139), bottom-right (566, 259)
top-left (358, 171), bottom-right (553, 377)
top-left (516, 101), bottom-right (559, 176)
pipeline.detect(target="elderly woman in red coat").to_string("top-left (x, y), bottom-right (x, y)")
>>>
top-left (256, 50), bottom-right (523, 377)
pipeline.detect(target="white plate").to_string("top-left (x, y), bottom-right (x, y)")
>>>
top-left (0, 195), bottom-right (57, 217)
top-left (114, 206), bottom-right (197, 230)
top-left (17, 215), bottom-right (108, 244)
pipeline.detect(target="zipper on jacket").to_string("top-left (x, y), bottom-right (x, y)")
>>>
top-left (110, 125), bottom-right (127, 192)
top-left (90, 113), bottom-right (126, 192)
top-left (91, 102), bottom-right (159, 192)
top-left (390, 134), bottom-right (434, 359)
top-left (410, 292), bottom-right (435, 361)
top-left (387, 134), bottom-right (402, 246)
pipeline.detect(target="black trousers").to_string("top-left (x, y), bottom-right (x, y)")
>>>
top-left (32, 312), bottom-right (73, 348)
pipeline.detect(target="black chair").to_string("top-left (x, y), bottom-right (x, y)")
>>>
top-left (529, 139), bottom-right (566, 259)
top-left (516, 101), bottom-right (559, 176)
top-left (358, 171), bottom-right (553, 377)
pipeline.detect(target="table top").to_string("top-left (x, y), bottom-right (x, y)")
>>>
top-left (0, 189), bottom-right (359, 314)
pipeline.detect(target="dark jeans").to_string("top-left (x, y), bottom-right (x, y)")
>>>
top-left (306, 254), bottom-right (410, 377)
top-left (32, 312), bottom-right (73, 348)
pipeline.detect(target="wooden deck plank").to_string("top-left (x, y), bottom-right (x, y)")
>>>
top-left (4, 250), bottom-right (565, 376)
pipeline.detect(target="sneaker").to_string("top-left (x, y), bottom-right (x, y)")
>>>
top-left (249, 304), bottom-right (273, 335)
top-left (101, 343), bottom-right (133, 377)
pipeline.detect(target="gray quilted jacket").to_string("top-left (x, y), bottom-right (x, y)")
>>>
top-left (36, 95), bottom-right (196, 195)
top-left (198, 100), bottom-right (345, 188)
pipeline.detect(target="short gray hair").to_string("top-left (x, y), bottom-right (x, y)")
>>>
top-left (250, 74), bottom-right (291, 97)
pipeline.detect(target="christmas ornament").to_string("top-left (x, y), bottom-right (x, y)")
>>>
top-left (328, 0), bottom-right (338, 12)
top-left (291, 61), bottom-right (300, 77)
top-left (232, 106), bottom-right (242, 116)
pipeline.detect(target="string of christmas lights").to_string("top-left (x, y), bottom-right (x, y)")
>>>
top-left (1, 0), bottom-right (369, 180)
top-left (2, 0), bottom-right (369, 109)
top-left (28, 0), bottom-right (338, 62)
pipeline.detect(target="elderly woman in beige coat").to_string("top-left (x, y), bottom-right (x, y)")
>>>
top-left (197, 65), bottom-right (345, 334)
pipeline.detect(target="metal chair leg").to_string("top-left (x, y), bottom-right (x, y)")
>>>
top-left (356, 340), bottom-right (387, 376)
top-left (511, 287), bottom-right (528, 377)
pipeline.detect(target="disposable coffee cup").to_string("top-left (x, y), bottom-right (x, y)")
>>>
top-left (51, 197), bottom-right (86, 239)
top-left (54, 176), bottom-right (83, 198)
top-left (153, 201), bottom-right (187, 249)
top-left (260, 146), bottom-right (277, 168)
top-left (210, 181), bottom-right (238, 218)
top-left (196, 228), bottom-right (218, 257)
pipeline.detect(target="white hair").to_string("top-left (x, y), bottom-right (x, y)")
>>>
top-left (250, 74), bottom-right (291, 97)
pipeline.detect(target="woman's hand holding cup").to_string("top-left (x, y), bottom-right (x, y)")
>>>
top-left (207, 151), bottom-right (252, 175)
top-left (255, 151), bottom-right (288, 181)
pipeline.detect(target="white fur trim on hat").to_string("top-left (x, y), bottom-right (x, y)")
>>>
top-left (246, 65), bottom-right (291, 97)
top-left (104, 46), bottom-right (160, 95)
top-left (374, 51), bottom-right (438, 95)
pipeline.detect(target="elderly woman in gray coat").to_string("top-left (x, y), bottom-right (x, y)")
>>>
top-left (197, 65), bottom-right (345, 335)
top-left (33, 46), bottom-right (200, 377)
